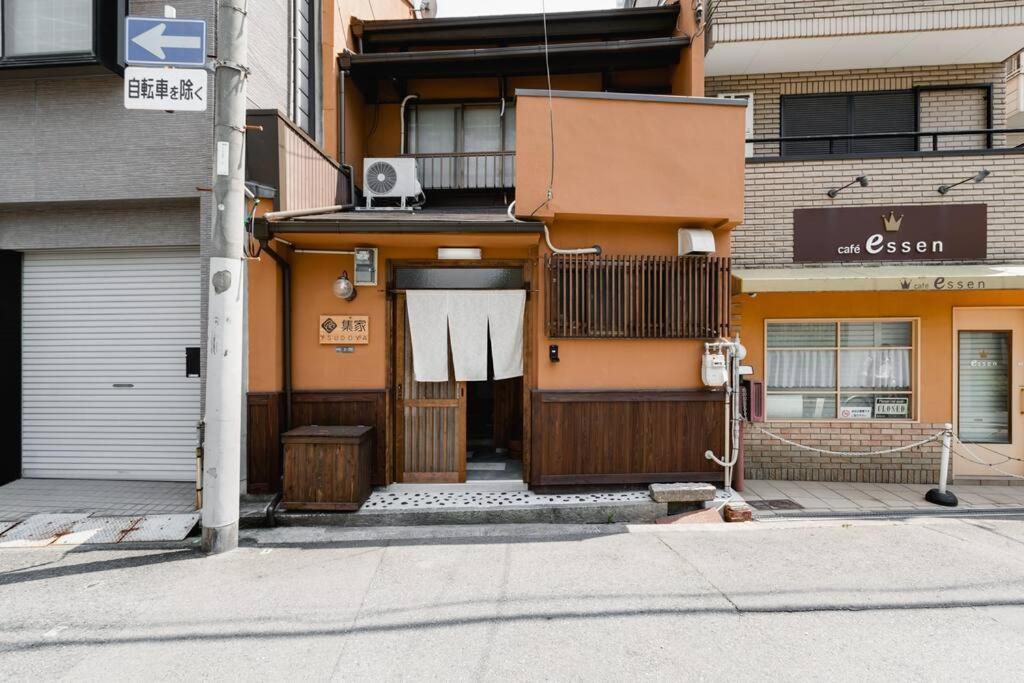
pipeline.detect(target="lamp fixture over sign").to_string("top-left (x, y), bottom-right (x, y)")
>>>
top-left (938, 169), bottom-right (990, 195)
top-left (827, 175), bottom-right (869, 199)
top-left (332, 270), bottom-right (357, 301)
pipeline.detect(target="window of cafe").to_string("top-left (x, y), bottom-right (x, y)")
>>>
top-left (766, 320), bottom-right (916, 420)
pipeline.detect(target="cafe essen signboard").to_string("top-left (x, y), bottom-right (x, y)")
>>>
top-left (793, 204), bottom-right (986, 263)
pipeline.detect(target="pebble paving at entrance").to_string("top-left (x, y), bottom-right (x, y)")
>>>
top-left (360, 489), bottom-right (657, 511)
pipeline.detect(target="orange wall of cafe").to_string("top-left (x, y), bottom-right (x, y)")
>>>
top-left (737, 290), bottom-right (1024, 424)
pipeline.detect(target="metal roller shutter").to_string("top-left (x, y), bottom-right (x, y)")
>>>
top-left (22, 249), bottom-right (201, 481)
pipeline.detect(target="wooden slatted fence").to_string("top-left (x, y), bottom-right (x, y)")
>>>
top-left (545, 254), bottom-right (731, 339)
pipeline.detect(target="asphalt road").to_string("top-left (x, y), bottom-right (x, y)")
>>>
top-left (2, 517), bottom-right (1023, 681)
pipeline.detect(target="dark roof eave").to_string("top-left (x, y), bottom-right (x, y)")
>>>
top-left (354, 5), bottom-right (680, 50)
top-left (340, 36), bottom-right (689, 83)
top-left (263, 218), bottom-right (544, 235)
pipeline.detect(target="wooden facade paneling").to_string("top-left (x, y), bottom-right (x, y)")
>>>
top-left (530, 390), bottom-right (726, 486)
top-left (246, 392), bottom-right (284, 494)
top-left (291, 390), bottom-right (388, 486)
top-left (545, 254), bottom-right (731, 339)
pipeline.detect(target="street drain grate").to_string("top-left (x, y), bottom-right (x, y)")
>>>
top-left (748, 499), bottom-right (804, 511)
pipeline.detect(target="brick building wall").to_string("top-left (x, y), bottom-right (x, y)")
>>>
top-left (730, 152), bottom-right (1024, 269)
top-left (743, 421), bottom-right (948, 485)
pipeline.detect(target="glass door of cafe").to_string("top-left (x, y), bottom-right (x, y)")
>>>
top-left (954, 309), bottom-right (1024, 478)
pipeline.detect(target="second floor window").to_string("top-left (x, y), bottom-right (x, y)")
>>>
top-left (405, 103), bottom-right (516, 189)
top-left (781, 91), bottom-right (917, 157)
top-left (1, 0), bottom-right (93, 58)
top-left (293, 0), bottom-right (319, 139)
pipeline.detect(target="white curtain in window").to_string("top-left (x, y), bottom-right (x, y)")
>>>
top-left (411, 106), bottom-right (457, 187)
top-left (767, 350), bottom-right (836, 389)
top-left (5, 0), bottom-right (92, 56)
top-left (462, 106), bottom-right (501, 187)
top-left (839, 350), bottom-right (912, 390)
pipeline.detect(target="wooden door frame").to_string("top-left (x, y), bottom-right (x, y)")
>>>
top-left (386, 258), bottom-right (534, 486)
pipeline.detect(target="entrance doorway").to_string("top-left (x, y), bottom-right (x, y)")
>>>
top-left (465, 344), bottom-right (524, 482)
top-left (953, 308), bottom-right (1024, 479)
top-left (390, 263), bottom-right (530, 485)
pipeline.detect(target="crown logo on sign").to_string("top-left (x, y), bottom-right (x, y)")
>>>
top-left (900, 279), bottom-right (911, 290)
top-left (979, 350), bottom-right (989, 359)
top-left (882, 210), bottom-right (904, 232)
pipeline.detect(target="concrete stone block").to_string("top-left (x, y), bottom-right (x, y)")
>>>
top-left (649, 483), bottom-right (716, 503)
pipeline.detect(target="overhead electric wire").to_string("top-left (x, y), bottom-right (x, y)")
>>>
top-left (529, 0), bottom-right (556, 217)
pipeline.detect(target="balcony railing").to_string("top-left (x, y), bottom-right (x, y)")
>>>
top-left (402, 151), bottom-right (515, 191)
top-left (747, 127), bottom-right (1024, 159)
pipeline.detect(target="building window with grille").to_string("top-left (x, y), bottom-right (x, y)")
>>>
top-left (404, 103), bottom-right (516, 189)
top-left (780, 91), bottom-right (917, 157)
top-left (766, 320), bottom-right (916, 420)
top-left (293, 0), bottom-right (320, 139)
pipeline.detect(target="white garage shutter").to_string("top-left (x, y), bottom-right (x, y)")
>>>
top-left (22, 249), bottom-right (201, 481)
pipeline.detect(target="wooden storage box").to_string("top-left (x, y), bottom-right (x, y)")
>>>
top-left (282, 425), bottom-right (374, 511)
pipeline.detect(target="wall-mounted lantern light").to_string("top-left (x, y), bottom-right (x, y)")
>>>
top-left (938, 169), bottom-right (990, 195)
top-left (827, 175), bottom-right (869, 198)
top-left (332, 271), bottom-right (357, 301)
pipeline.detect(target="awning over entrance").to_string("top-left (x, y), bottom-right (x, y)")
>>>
top-left (734, 265), bottom-right (1024, 294)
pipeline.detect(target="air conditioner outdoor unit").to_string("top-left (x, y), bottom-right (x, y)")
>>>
top-left (362, 157), bottom-right (423, 209)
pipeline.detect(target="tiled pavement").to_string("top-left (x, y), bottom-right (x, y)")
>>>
top-left (0, 479), bottom-right (196, 523)
top-left (743, 479), bottom-right (1024, 518)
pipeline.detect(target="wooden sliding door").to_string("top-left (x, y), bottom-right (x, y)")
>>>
top-left (395, 294), bottom-right (466, 483)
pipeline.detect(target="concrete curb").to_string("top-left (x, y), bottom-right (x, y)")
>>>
top-left (259, 501), bottom-right (668, 528)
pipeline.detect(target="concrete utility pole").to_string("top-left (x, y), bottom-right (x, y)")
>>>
top-left (202, 0), bottom-right (248, 554)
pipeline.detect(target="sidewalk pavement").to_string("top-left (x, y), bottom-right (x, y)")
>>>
top-left (743, 479), bottom-right (1024, 517)
top-left (0, 479), bottom-right (196, 523)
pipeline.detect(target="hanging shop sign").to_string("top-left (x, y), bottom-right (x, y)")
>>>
top-left (319, 315), bottom-right (369, 345)
top-left (793, 204), bottom-right (986, 263)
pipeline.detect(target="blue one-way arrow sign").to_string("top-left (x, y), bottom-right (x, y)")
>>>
top-left (126, 17), bottom-right (207, 67)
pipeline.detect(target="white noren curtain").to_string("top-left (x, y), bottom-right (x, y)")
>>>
top-left (406, 290), bottom-right (526, 383)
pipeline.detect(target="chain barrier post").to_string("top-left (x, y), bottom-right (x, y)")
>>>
top-left (925, 423), bottom-right (958, 507)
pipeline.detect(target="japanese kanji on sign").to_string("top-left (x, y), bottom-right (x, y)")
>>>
top-left (319, 316), bottom-right (370, 345)
top-left (124, 66), bottom-right (208, 111)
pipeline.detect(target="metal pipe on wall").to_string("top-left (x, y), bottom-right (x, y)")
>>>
top-left (259, 240), bottom-right (293, 432)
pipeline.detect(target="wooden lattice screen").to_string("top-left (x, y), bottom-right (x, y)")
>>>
top-left (545, 254), bottom-right (731, 339)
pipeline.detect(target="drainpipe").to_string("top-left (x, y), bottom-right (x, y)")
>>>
top-left (337, 66), bottom-right (357, 209)
top-left (259, 239), bottom-right (292, 431)
top-left (400, 94), bottom-right (419, 155)
top-left (259, 238), bottom-right (291, 524)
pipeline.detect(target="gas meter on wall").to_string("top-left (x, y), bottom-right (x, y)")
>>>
top-left (701, 351), bottom-right (729, 387)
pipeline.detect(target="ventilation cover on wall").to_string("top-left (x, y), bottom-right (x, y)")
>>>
top-left (362, 157), bottom-right (423, 209)
top-left (678, 228), bottom-right (716, 256)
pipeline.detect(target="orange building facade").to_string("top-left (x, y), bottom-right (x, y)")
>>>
top-left (243, 3), bottom-right (747, 494)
